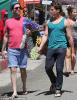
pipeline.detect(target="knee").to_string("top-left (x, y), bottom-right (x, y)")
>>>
top-left (20, 68), bottom-right (26, 73)
top-left (45, 65), bottom-right (49, 71)
top-left (57, 68), bottom-right (63, 75)
top-left (66, 48), bottom-right (71, 58)
top-left (65, 53), bottom-right (71, 58)
top-left (45, 65), bottom-right (52, 72)
top-left (10, 68), bottom-right (17, 74)
top-left (20, 68), bottom-right (27, 77)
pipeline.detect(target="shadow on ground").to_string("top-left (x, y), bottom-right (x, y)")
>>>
top-left (63, 71), bottom-right (77, 77)
top-left (35, 89), bottom-right (73, 96)
top-left (1, 90), bottom-right (39, 97)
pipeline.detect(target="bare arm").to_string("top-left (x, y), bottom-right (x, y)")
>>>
top-left (65, 19), bottom-right (75, 54)
top-left (1, 28), bottom-right (8, 58)
top-left (1, 32), bottom-right (8, 51)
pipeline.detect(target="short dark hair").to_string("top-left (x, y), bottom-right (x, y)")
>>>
top-left (50, 2), bottom-right (63, 14)
top-left (67, 6), bottom-right (74, 16)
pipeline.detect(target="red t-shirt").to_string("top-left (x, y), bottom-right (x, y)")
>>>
top-left (5, 17), bottom-right (24, 48)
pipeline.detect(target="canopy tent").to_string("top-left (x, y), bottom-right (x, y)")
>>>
top-left (24, 0), bottom-right (40, 4)
top-left (58, 0), bottom-right (77, 5)
top-left (24, 0), bottom-right (40, 21)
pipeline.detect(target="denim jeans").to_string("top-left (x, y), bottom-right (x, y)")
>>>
top-left (45, 48), bottom-right (66, 90)
top-left (7, 48), bottom-right (28, 68)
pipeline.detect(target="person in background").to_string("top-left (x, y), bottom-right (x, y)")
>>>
top-left (0, 9), bottom-right (8, 51)
top-left (1, 2), bottom-right (31, 99)
top-left (23, 8), bottom-right (34, 57)
top-left (38, 2), bottom-right (75, 97)
top-left (65, 6), bottom-right (77, 75)
top-left (23, 7), bottom-right (28, 18)
top-left (38, 8), bottom-right (45, 25)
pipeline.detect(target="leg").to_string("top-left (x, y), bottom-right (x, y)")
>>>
top-left (20, 68), bottom-right (27, 93)
top-left (71, 47), bottom-right (76, 74)
top-left (10, 67), bottom-right (18, 96)
top-left (56, 48), bottom-right (66, 90)
top-left (65, 47), bottom-right (71, 73)
top-left (45, 48), bottom-right (56, 86)
top-left (71, 38), bottom-right (77, 74)
top-left (54, 48), bottom-right (66, 97)
top-left (19, 48), bottom-right (28, 93)
top-left (7, 48), bottom-right (20, 97)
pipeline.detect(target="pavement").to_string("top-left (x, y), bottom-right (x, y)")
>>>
top-left (0, 55), bottom-right (45, 87)
top-left (0, 55), bottom-right (77, 100)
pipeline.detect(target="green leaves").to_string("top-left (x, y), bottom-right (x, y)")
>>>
top-left (30, 46), bottom-right (40, 60)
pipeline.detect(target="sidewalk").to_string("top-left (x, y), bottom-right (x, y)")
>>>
top-left (0, 55), bottom-right (45, 87)
top-left (0, 55), bottom-right (77, 100)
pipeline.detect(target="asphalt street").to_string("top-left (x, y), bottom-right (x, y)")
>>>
top-left (0, 56), bottom-right (77, 100)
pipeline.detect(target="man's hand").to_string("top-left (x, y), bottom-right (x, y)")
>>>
top-left (71, 53), bottom-right (76, 68)
top-left (1, 51), bottom-right (7, 59)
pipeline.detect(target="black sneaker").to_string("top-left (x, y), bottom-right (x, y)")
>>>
top-left (55, 90), bottom-right (61, 97)
top-left (50, 84), bottom-right (56, 93)
top-left (63, 72), bottom-right (70, 77)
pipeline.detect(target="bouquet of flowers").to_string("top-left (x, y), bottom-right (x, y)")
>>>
top-left (23, 18), bottom-right (39, 32)
top-left (20, 18), bottom-right (39, 49)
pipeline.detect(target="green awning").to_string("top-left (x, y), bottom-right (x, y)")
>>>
top-left (0, 0), bottom-right (12, 18)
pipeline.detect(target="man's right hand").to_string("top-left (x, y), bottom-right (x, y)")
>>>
top-left (1, 51), bottom-right (7, 59)
top-left (37, 46), bottom-right (42, 54)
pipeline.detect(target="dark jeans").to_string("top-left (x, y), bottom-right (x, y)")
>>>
top-left (45, 48), bottom-right (66, 90)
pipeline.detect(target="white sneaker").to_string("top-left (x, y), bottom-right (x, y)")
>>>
top-left (55, 90), bottom-right (61, 97)
top-left (71, 70), bottom-right (74, 75)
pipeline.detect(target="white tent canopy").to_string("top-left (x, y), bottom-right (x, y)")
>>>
top-left (58, 0), bottom-right (77, 5)
top-left (24, 0), bottom-right (40, 4)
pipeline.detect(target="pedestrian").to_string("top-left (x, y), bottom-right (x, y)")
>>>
top-left (0, 9), bottom-right (8, 51)
top-left (38, 8), bottom-right (45, 25)
top-left (65, 6), bottom-right (77, 75)
top-left (38, 2), bottom-right (75, 97)
top-left (1, 2), bottom-right (31, 99)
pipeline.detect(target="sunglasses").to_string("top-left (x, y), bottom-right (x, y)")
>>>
top-left (14, 7), bottom-right (21, 10)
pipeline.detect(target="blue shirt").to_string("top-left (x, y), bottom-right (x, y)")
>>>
top-left (48, 18), bottom-right (67, 49)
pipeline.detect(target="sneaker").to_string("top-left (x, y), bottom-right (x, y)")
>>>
top-left (55, 90), bottom-right (61, 97)
top-left (64, 72), bottom-right (70, 77)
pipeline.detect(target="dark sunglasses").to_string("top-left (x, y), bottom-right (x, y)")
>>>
top-left (14, 7), bottom-right (21, 10)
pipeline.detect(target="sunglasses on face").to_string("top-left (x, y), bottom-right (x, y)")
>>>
top-left (14, 7), bottom-right (21, 10)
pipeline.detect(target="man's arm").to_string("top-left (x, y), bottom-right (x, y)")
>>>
top-left (1, 30), bottom-right (8, 58)
top-left (2, 32), bottom-right (8, 51)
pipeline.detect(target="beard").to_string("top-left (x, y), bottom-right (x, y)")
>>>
top-left (13, 12), bottom-right (20, 20)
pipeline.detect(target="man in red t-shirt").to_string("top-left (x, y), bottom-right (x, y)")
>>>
top-left (0, 9), bottom-right (8, 51)
top-left (1, 2), bottom-right (31, 99)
